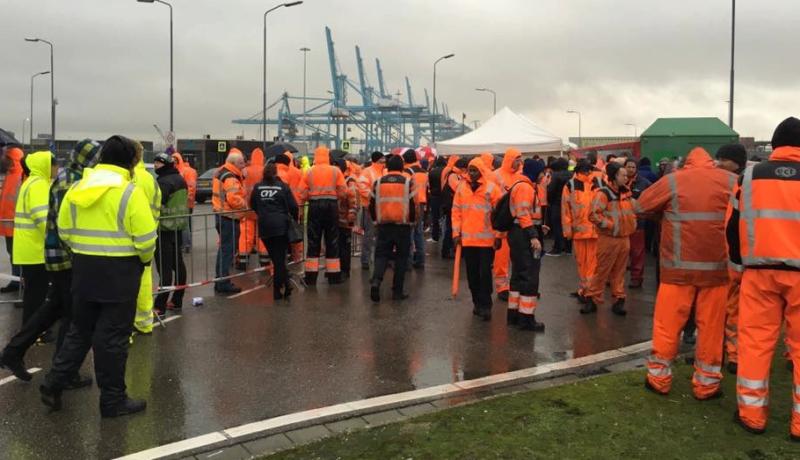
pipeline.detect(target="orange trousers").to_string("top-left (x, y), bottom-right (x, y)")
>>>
top-left (725, 280), bottom-right (740, 364)
top-left (585, 235), bottom-right (628, 305)
top-left (572, 238), bottom-right (598, 296)
top-left (646, 283), bottom-right (727, 399)
top-left (493, 238), bottom-right (510, 294)
top-left (238, 218), bottom-right (268, 265)
top-left (737, 269), bottom-right (800, 436)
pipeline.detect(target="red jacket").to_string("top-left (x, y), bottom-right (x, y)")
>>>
top-left (0, 147), bottom-right (24, 237)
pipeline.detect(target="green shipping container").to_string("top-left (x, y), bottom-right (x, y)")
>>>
top-left (640, 117), bottom-right (739, 163)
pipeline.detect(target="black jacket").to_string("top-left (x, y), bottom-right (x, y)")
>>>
top-left (429, 166), bottom-right (445, 197)
top-left (155, 164), bottom-right (187, 206)
top-left (547, 170), bottom-right (573, 207)
top-left (249, 178), bottom-right (299, 238)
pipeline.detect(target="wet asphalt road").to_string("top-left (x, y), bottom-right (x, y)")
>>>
top-left (0, 213), bottom-right (657, 459)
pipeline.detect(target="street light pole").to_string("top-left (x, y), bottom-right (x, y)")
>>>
top-left (300, 47), bottom-right (310, 140)
top-left (431, 53), bottom-right (454, 145)
top-left (138, 0), bottom-right (174, 139)
top-left (567, 110), bottom-right (582, 147)
top-left (263, 1), bottom-right (303, 153)
top-left (29, 70), bottom-right (50, 146)
top-left (475, 88), bottom-right (496, 115)
top-left (25, 39), bottom-right (55, 147)
top-left (625, 123), bottom-right (638, 137)
top-left (729, 0), bottom-right (735, 129)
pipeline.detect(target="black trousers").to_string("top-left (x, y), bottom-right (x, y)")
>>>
top-left (262, 235), bottom-right (289, 293)
top-left (338, 227), bottom-right (352, 276)
top-left (441, 207), bottom-right (454, 257)
top-left (20, 264), bottom-right (48, 326)
top-left (307, 200), bottom-right (339, 276)
top-left (463, 246), bottom-right (494, 312)
top-left (46, 295), bottom-right (137, 408)
top-left (548, 204), bottom-right (566, 253)
top-left (509, 225), bottom-right (541, 296)
top-left (3, 270), bottom-right (72, 361)
top-left (371, 224), bottom-right (411, 294)
top-left (154, 230), bottom-right (186, 308)
top-left (429, 195), bottom-right (442, 241)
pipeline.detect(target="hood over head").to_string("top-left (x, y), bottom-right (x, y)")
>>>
top-left (501, 148), bottom-right (521, 173)
top-left (467, 157), bottom-right (491, 183)
top-left (5, 146), bottom-right (24, 162)
top-left (522, 158), bottom-right (545, 183)
top-left (314, 146), bottom-right (330, 165)
top-left (67, 164), bottom-right (132, 209)
top-left (172, 151), bottom-right (185, 167)
top-left (26, 151), bottom-right (53, 179)
top-left (250, 148), bottom-right (265, 167)
top-left (479, 152), bottom-right (494, 170)
top-left (683, 147), bottom-right (715, 169)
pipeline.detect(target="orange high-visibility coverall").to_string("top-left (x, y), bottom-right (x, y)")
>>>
top-left (238, 148), bottom-right (268, 266)
top-left (638, 147), bottom-right (735, 399)
top-left (585, 181), bottom-right (637, 305)
top-left (728, 141), bottom-right (800, 436)
top-left (562, 171), bottom-right (602, 296)
top-left (492, 148), bottom-right (525, 295)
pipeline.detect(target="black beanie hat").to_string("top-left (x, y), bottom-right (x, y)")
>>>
top-left (387, 155), bottom-right (404, 172)
top-left (771, 117), bottom-right (800, 148)
top-left (715, 143), bottom-right (747, 169)
top-left (606, 162), bottom-right (623, 182)
top-left (455, 158), bottom-right (469, 169)
top-left (371, 151), bottom-right (384, 162)
top-left (402, 149), bottom-right (417, 164)
top-left (100, 135), bottom-right (137, 169)
top-left (575, 158), bottom-right (592, 174)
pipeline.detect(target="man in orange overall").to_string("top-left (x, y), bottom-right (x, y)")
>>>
top-left (728, 117), bottom-right (800, 437)
top-left (238, 148), bottom-right (268, 269)
top-left (562, 159), bottom-right (602, 303)
top-left (638, 147), bottom-right (735, 399)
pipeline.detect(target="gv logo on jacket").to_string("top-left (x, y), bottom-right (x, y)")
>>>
top-left (259, 188), bottom-right (279, 198)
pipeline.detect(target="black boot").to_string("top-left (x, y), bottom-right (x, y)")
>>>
top-left (273, 285), bottom-right (283, 300)
top-left (283, 283), bottom-right (293, 299)
top-left (370, 284), bottom-right (380, 302)
top-left (580, 299), bottom-right (598, 314)
top-left (0, 352), bottom-right (32, 381)
top-left (327, 274), bottom-right (344, 285)
top-left (479, 308), bottom-right (492, 322)
top-left (506, 309), bottom-right (518, 325)
top-left (304, 272), bottom-right (318, 286)
top-left (64, 374), bottom-right (93, 390)
top-left (612, 298), bottom-right (627, 316)
top-left (576, 294), bottom-right (588, 304)
top-left (40, 384), bottom-right (63, 411)
top-left (530, 314), bottom-right (545, 332)
top-left (101, 398), bottom-right (147, 418)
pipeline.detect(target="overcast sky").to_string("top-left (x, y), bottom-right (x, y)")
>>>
top-left (2, 0), bottom-right (798, 146)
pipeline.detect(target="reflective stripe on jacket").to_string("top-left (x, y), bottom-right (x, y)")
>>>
top-left (302, 147), bottom-right (346, 202)
top-left (590, 183), bottom-right (637, 238)
top-left (358, 163), bottom-right (384, 207)
top-left (58, 164), bottom-right (157, 262)
top-left (13, 151), bottom-right (51, 264)
top-left (212, 163), bottom-right (247, 219)
top-left (562, 173), bottom-right (602, 240)
top-left (338, 176), bottom-right (359, 228)
top-left (369, 172), bottom-right (415, 225)
top-left (638, 147), bottom-right (734, 286)
top-left (452, 159), bottom-right (503, 247)
top-left (733, 146), bottom-right (800, 270)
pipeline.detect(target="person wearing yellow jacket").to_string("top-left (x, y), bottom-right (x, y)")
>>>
top-left (132, 151), bottom-right (161, 335)
top-left (13, 151), bottom-right (55, 326)
top-left (41, 135), bottom-right (157, 418)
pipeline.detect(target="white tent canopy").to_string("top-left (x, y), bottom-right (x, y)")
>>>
top-left (436, 107), bottom-right (564, 156)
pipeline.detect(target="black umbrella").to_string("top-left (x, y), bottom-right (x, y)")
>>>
top-left (0, 128), bottom-right (21, 147)
top-left (330, 149), bottom-right (349, 161)
top-left (263, 142), bottom-right (298, 158)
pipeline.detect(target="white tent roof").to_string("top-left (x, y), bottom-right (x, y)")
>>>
top-left (437, 107), bottom-right (564, 156)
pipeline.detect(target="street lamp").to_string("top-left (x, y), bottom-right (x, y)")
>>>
top-left (431, 53), bottom-right (455, 145)
top-left (300, 47), bottom-right (310, 140)
top-left (624, 123), bottom-right (638, 137)
top-left (138, 0), bottom-right (174, 140)
top-left (24, 38), bottom-right (54, 148)
top-left (29, 70), bottom-right (50, 145)
top-left (475, 88), bottom-right (496, 115)
top-left (22, 118), bottom-right (29, 147)
top-left (263, 1), bottom-right (304, 152)
top-left (566, 110), bottom-right (582, 148)
top-left (728, 0), bottom-right (736, 128)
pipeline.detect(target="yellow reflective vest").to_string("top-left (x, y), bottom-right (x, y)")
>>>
top-left (57, 164), bottom-right (157, 263)
top-left (13, 151), bottom-right (52, 265)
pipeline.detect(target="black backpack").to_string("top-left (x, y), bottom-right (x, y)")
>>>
top-left (491, 181), bottom-right (528, 232)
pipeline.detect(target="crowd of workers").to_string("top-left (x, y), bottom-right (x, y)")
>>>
top-left (1, 116), bottom-right (800, 440)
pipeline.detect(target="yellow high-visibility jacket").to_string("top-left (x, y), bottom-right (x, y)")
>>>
top-left (57, 164), bottom-right (157, 263)
top-left (13, 151), bottom-right (52, 265)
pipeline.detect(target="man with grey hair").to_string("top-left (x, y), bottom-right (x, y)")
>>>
top-left (212, 149), bottom-right (248, 294)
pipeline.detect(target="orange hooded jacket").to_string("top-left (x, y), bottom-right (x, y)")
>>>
top-left (637, 147), bottom-right (735, 286)
top-left (172, 152), bottom-right (198, 209)
top-left (562, 171), bottom-right (602, 240)
top-left (242, 148), bottom-right (265, 220)
top-left (212, 148), bottom-right (248, 218)
top-left (494, 148), bottom-right (524, 191)
top-left (451, 158), bottom-right (503, 247)
top-left (0, 147), bottom-right (24, 237)
top-left (302, 146), bottom-right (346, 202)
top-left (590, 179), bottom-right (637, 238)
